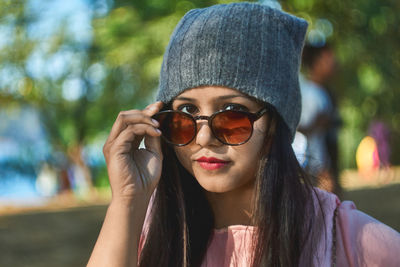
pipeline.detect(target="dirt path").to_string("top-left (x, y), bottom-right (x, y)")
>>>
top-left (0, 205), bottom-right (106, 267)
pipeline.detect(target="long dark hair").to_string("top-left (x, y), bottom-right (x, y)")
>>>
top-left (139, 106), bottom-right (324, 267)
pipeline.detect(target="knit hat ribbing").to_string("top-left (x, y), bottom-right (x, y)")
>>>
top-left (156, 3), bottom-right (308, 142)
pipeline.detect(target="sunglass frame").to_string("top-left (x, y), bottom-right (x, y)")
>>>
top-left (152, 107), bottom-right (269, 146)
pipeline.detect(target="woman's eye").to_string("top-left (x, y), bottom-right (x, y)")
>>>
top-left (178, 104), bottom-right (199, 114)
top-left (223, 104), bottom-right (249, 112)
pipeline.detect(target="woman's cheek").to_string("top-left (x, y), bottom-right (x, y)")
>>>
top-left (173, 148), bottom-right (195, 175)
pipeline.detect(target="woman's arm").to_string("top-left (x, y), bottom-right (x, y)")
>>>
top-left (87, 195), bottom-right (150, 267)
top-left (336, 201), bottom-right (400, 267)
top-left (87, 101), bottom-right (163, 266)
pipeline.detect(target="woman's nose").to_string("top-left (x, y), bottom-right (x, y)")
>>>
top-left (195, 122), bottom-right (221, 147)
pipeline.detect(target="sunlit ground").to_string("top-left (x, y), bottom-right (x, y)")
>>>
top-left (0, 168), bottom-right (399, 267)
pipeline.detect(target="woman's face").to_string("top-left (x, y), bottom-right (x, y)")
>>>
top-left (171, 86), bottom-right (271, 194)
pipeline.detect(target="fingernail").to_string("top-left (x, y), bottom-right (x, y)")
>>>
top-left (152, 119), bottom-right (159, 126)
top-left (156, 129), bottom-right (162, 134)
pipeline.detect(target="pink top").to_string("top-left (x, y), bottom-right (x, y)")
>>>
top-left (140, 189), bottom-right (400, 266)
top-left (201, 189), bottom-right (400, 267)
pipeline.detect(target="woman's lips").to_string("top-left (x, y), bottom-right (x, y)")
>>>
top-left (196, 157), bottom-right (230, 170)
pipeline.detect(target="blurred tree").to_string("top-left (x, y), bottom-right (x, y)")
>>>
top-left (0, 0), bottom-right (96, 190)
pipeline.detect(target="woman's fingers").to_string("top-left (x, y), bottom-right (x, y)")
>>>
top-left (144, 134), bottom-right (162, 159)
top-left (142, 101), bottom-right (164, 117)
top-left (106, 112), bottom-right (157, 144)
top-left (106, 101), bottom-right (163, 144)
top-left (109, 123), bottom-right (161, 155)
top-left (130, 101), bottom-right (163, 149)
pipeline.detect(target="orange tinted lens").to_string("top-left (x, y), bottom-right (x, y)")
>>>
top-left (212, 111), bottom-right (252, 144)
top-left (154, 112), bottom-right (195, 145)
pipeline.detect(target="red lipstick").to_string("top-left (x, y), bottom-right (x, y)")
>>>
top-left (196, 157), bottom-right (230, 170)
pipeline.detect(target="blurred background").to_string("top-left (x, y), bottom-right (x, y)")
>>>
top-left (0, 0), bottom-right (399, 266)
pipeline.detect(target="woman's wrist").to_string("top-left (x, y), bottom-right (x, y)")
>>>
top-left (109, 191), bottom-right (152, 217)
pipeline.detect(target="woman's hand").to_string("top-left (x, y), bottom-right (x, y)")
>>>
top-left (103, 101), bottom-right (164, 203)
top-left (88, 102), bottom-right (163, 267)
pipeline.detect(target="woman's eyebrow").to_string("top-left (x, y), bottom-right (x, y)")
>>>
top-left (174, 95), bottom-right (245, 102)
top-left (174, 96), bottom-right (196, 102)
top-left (217, 94), bottom-right (246, 100)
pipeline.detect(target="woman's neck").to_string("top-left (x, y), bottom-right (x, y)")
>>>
top-left (205, 181), bottom-right (255, 229)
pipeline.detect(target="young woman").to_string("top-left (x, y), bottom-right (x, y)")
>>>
top-left (88, 3), bottom-right (400, 266)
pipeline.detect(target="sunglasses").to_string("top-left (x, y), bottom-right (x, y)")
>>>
top-left (152, 107), bottom-right (268, 146)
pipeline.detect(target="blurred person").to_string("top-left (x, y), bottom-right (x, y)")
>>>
top-left (369, 120), bottom-right (391, 169)
top-left (356, 135), bottom-right (380, 178)
top-left (356, 120), bottom-right (394, 184)
top-left (88, 3), bottom-right (400, 267)
top-left (368, 120), bottom-right (395, 184)
top-left (36, 162), bottom-right (58, 197)
top-left (296, 43), bottom-right (342, 196)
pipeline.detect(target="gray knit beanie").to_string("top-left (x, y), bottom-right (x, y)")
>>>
top-left (156, 2), bottom-right (308, 142)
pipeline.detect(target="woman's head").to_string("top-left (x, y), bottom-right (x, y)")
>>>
top-left (154, 2), bottom-right (308, 195)
top-left (156, 2), bottom-right (308, 142)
